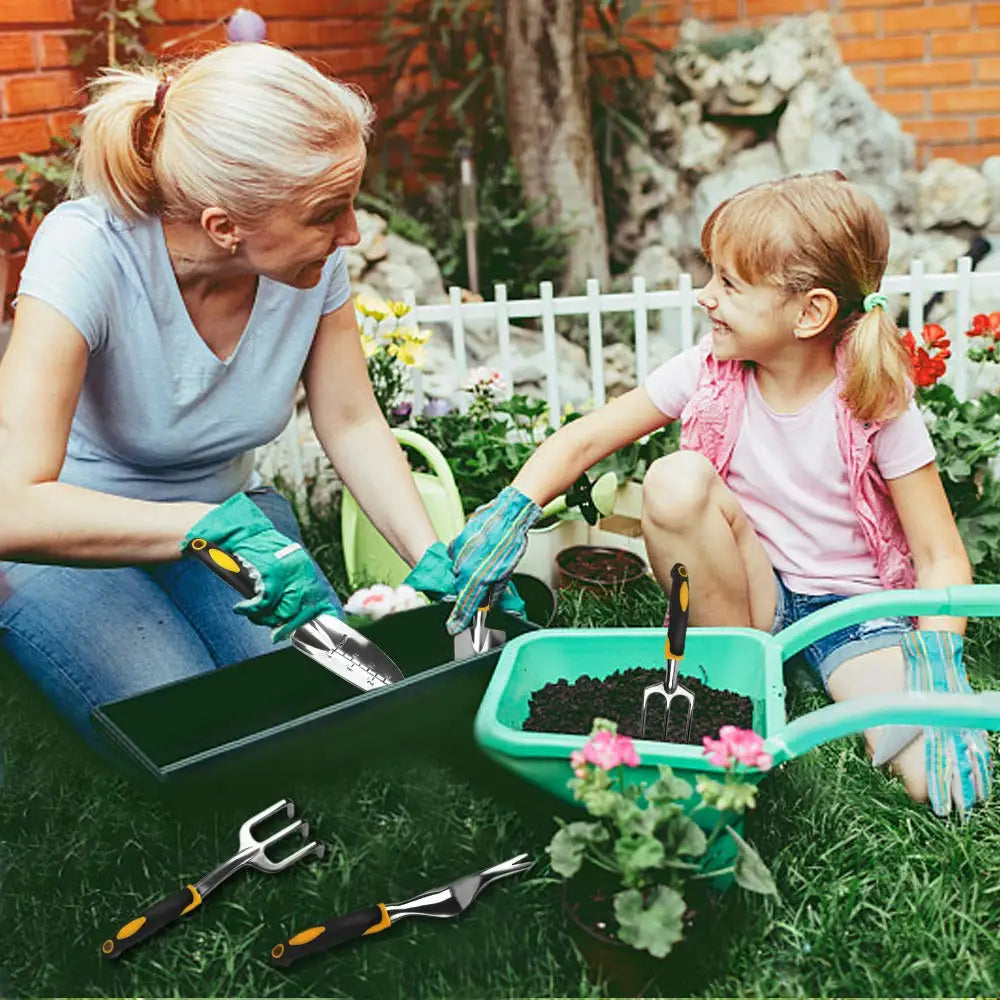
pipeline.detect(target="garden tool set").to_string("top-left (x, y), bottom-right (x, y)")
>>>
top-left (641, 562), bottom-right (696, 742)
top-left (101, 799), bottom-right (323, 959)
top-left (185, 536), bottom-right (403, 691)
top-left (268, 852), bottom-right (534, 968)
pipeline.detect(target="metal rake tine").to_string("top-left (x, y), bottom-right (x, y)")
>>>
top-left (240, 799), bottom-right (295, 844)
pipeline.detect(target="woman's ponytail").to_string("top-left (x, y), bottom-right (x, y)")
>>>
top-left (72, 67), bottom-right (165, 218)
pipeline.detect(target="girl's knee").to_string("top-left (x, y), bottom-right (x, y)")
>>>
top-left (643, 451), bottom-right (720, 527)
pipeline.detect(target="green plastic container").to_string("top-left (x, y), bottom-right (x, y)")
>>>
top-left (474, 585), bottom-right (1000, 882)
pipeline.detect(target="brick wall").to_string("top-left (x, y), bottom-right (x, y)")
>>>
top-left (0, 0), bottom-right (997, 190)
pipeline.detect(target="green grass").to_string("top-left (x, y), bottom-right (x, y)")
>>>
top-left (1, 507), bottom-right (999, 998)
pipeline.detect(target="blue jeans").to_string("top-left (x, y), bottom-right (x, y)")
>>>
top-left (0, 487), bottom-right (342, 745)
top-left (770, 571), bottom-right (912, 692)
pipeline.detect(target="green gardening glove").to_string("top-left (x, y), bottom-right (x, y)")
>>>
top-left (182, 493), bottom-right (340, 642)
top-left (446, 486), bottom-right (541, 636)
top-left (902, 630), bottom-right (993, 820)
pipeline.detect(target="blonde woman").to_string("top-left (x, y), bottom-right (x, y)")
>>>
top-left (0, 44), bottom-right (450, 742)
top-left (413, 171), bottom-right (992, 819)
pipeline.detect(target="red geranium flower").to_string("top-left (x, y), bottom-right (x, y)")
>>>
top-left (902, 323), bottom-right (950, 387)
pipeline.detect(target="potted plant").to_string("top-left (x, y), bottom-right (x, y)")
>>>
top-left (548, 718), bottom-right (776, 995)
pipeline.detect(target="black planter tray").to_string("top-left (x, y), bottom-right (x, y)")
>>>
top-left (91, 601), bottom-right (540, 786)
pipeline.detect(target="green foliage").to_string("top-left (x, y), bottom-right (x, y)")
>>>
top-left (69, 0), bottom-right (162, 78)
top-left (918, 383), bottom-right (1000, 568)
top-left (0, 137), bottom-right (77, 245)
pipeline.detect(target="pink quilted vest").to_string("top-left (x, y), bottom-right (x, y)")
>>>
top-left (678, 337), bottom-right (917, 591)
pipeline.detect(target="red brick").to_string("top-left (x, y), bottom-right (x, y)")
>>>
top-left (264, 18), bottom-right (378, 49)
top-left (0, 0), bottom-right (72, 23)
top-left (149, 0), bottom-right (239, 19)
top-left (0, 115), bottom-right (51, 158)
top-left (931, 30), bottom-right (1000, 56)
top-left (842, 0), bottom-right (922, 7)
top-left (930, 86), bottom-right (1000, 113)
top-left (46, 108), bottom-right (78, 139)
top-left (979, 3), bottom-right (1000, 26)
top-left (849, 63), bottom-right (880, 90)
top-left (0, 32), bottom-right (35, 71)
top-left (976, 117), bottom-right (1000, 139)
top-left (745, 0), bottom-right (824, 15)
top-left (145, 23), bottom-right (225, 57)
top-left (833, 11), bottom-right (878, 36)
top-left (884, 4), bottom-right (972, 34)
top-left (878, 90), bottom-right (928, 116)
top-left (980, 56), bottom-right (1000, 82)
top-left (926, 140), bottom-right (1000, 163)
top-left (883, 59), bottom-right (972, 87)
top-left (841, 35), bottom-right (925, 61)
top-left (3, 70), bottom-right (79, 115)
top-left (902, 117), bottom-right (973, 142)
top-left (37, 31), bottom-right (72, 68)
top-left (689, 0), bottom-right (739, 18)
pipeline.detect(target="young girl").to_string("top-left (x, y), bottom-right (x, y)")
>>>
top-left (408, 170), bottom-right (992, 819)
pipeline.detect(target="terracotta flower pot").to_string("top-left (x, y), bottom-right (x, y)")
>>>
top-left (555, 544), bottom-right (648, 593)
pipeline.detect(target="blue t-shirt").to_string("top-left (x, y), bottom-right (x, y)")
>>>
top-left (16, 197), bottom-right (350, 503)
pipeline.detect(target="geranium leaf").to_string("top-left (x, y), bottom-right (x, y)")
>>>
top-left (546, 822), bottom-right (608, 878)
top-left (676, 817), bottom-right (707, 858)
top-left (613, 885), bottom-right (686, 958)
top-left (726, 826), bottom-right (779, 896)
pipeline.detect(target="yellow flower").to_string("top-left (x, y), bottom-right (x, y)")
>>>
top-left (355, 292), bottom-right (390, 322)
top-left (388, 340), bottom-right (426, 367)
top-left (387, 299), bottom-right (412, 319)
top-left (360, 333), bottom-right (379, 359)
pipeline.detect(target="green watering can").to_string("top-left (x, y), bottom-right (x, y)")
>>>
top-left (340, 428), bottom-right (466, 590)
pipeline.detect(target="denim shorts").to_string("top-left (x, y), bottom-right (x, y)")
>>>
top-left (769, 571), bottom-right (912, 691)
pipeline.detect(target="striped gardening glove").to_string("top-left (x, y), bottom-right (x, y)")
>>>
top-left (901, 630), bottom-right (993, 820)
top-left (444, 486), bottom-right (542, 636)
top-left (183, 492), bottom-right (340, 641)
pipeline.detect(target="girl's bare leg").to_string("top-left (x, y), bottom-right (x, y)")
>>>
top-left (640, 451), bottom-right (777, 630)
top-left (827, 647), bottom-right (928, 802)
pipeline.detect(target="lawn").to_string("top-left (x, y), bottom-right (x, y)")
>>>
top-left (1, 501), bottom-right (999, 999)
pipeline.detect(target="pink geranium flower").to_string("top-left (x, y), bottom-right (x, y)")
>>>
top-left (702, 726), bottom-right (772, 771)
top-left (580, 729), bottom-right (640, 771)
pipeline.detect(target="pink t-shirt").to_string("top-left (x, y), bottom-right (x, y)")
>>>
top-left (643, 346), bottom-right (936, 595)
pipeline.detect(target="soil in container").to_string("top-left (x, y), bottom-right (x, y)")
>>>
top-left (555, 545), bottom-right (647, 592)
top-left (523, 666), bottom-right (753, 745)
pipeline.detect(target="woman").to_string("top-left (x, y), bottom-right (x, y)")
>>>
top-left (0, 43), bottom-right (451, 742)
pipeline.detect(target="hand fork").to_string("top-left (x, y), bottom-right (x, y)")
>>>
top-left (641, 562), bottom-right (695, 742)
top-left (269, 852), bottom-right (534, 968)
top-left (101, 799), bottom-right (324, 959)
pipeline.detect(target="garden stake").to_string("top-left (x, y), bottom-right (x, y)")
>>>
top-left (641, 562), bottom-right (695, 742)
top-left (100, 799), bottom-right (324, 960)
top-left (268, 852), bottom-right (534, 968)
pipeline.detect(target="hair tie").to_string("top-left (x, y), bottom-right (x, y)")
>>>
top-left (863, 292), bottom-right (888, 313)
top-left (153, 77), bottom-right (172, 115)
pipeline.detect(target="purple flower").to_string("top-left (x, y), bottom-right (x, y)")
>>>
top-left (422, 397), bottom-right (452, 417)
top-left (391, 402), bottom-right (413, 420)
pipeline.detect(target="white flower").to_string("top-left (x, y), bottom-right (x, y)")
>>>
top-left (344, 583), bottom-right (428, 620)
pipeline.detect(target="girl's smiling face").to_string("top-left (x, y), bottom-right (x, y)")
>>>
top-left (696, 261), bottom-right (803, 364)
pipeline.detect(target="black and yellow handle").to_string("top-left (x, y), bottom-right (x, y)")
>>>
top-left (100, 884), bottom-right (202, 960)
top-left (184, 538), bottom-right (256, 600)
top-left (665, 562), bottom-right (689, 661)
top-left (268, 903), bottom-right (392, 968)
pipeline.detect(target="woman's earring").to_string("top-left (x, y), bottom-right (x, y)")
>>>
top-left (230, 241), bottom-right (239, 256)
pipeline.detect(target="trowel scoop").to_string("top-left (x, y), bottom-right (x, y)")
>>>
top-left (453, 603), bottom-right (506, 659)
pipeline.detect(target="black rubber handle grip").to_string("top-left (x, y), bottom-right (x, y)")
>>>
top-left (100, 884), bottom-right (201, 959)
top-left (185, 538), bottom-right (256, 599)
top-left (269, 903), bottom-right (389, 968)
top-left (666, 562), bottom-right (689, 660)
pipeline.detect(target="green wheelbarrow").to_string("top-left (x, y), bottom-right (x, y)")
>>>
top-left (473, 584), bottom-right (1000, 882)
top-left (340, 428), bottom-right (466, 590)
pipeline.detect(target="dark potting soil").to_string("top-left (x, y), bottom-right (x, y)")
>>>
top-left (557, 546), bottom-right (645, 586)
top-left (523, 666), bottom-right (754, 746)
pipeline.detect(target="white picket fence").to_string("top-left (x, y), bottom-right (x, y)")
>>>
top-left (270, 258), bottom-right (1000, 489)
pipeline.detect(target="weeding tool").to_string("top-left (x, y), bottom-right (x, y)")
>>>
top-left (268, 852), bottom-right (534, 968)
top-left (454, 602), bottom-right (506, 659)
top-left (641, 562), bottom-right (695, 742)
top-left (185, 536), bottom-right (403, 691)
top-left (101, 799), bottom-right (324, 959)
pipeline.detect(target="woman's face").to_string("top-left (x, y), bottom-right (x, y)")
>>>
top-left (241, 141), bottom-right (366, 289)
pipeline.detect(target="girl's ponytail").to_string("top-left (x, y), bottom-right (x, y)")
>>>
top-left (841, 293), bottom-right (913, 423)
top-left (73, 67), bottom-right (165, 219)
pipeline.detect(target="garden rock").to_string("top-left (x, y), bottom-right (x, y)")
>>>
top-left (917, 159), bottom-right (992, 231)
top-left (984, 157), bottom-right (1000, 230)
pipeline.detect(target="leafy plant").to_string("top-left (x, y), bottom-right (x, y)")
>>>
top-left (547, 718), bottom-right (776, 959)
top-left (69, 0), bottom-right (162, 77)
top-left (0, 137), bottom-right (77, 248)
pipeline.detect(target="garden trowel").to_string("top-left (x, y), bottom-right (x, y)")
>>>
top-left (453, 603), bottom-right (506, 659)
